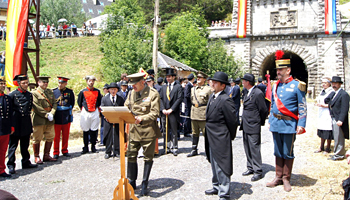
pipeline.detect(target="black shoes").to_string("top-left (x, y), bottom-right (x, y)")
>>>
top-left (205, 188), bottom-right (218, 195)
top-left (251, 174), bottom-right (263, 182)
top-left (53, 155), bottom-right (59, 159)
top-left (187, 150), bottom-right (198, 157)
top-left (105, 154), bottom-right (111, 159)
top-left (91, 146), bottom-right (97, 153)
top-left (81, 147), bottom-right (89, 154)
top-left (63, 153), bottom-right (71, 157)
top-left (22, 163), bottom-right (38, 169)
top-left (8, 165), bottom-right (15, 174)
top-left (0, 172), bottom-right (11, 177)
top-left (242, 170), bottom-right (254, 176)
top-left (328, 156), bottom-right (344, 161)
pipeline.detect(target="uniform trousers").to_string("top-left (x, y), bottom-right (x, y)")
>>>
top-left (53, 123), bottom-right (71, 155)
top-left (164, 113), bottom-right (178, 151)
top-left (209, 148), bottom-right (230, 199)
top-left (127, 139), bottom-right (156, 163)
top-left (0, 135), bottom-right (9, 174)
top-left (272, 132), bottom-right (296, 159)
top-left (243, 132), bottom-right (262, 175)
top-left (80, 108), bottom-right (99, 132)
top-left (332, 118), bottom-right (346, 158)
top-left (7, 134), bottom-right (31, 167)
top-left (191, 120), bottom-right (206, 137)
top-left (32, 124), bottom-right (55, 144)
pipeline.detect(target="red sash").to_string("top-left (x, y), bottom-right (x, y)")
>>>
top-left (274, 77), bottom-right (298, 121)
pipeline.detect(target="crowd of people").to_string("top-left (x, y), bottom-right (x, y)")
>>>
top-left (33, 21), bottom-right (94, 39)
top-left (0, 50), bottom-right (349, 199)
top-left (211, 20), bottom-right (231, 28)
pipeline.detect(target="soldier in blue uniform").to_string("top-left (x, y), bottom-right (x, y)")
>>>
top-left (266, 50), bottom-right (307, 192)
top-left (53, 76), bottom-right (75, 159)
top-left (7, 75), bottom-right (37, 175)
top-left (0, 76), bottom-right (14, 177)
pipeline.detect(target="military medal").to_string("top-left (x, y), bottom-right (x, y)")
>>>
top-left (195, 103), bottom-right (199, 108)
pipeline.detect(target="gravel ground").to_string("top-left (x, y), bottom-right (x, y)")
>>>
top-left (0, 110), bottom-right (308, 200)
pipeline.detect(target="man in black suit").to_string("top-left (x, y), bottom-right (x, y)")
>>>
top-left (101, 82), bottom-right (125, 159)
top-left (183, 73), bottom-right (195, 137)
top-left (204, 71), bottom-right (238, 200)
top-left (327, 76), bottom-right (349, 161)
top-left (160, 68), bottom-right (183, 156)
top-left (154, 77), bottom-right (163, 94)
top-left (240, 73), bottom-right (268, 181)
top-left (256, 77), bottom-right (266, 95)
top-left (229, 78), bottom-right (241, 120)
top-left (117, 80), bottom-right (129, 100)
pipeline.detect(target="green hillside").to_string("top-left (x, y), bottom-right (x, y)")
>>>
top-left (0, 37), bottom-right (105, 95)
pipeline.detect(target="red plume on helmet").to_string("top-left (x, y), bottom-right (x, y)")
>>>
top-left (275, 50), bottom-right (284, 60)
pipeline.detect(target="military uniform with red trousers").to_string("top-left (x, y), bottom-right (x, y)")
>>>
top-left (77, 76), bottom-right (102, 154)
top-left (7, 75), bottom-right (37, 175)
top-left (53, 77), bottom-right (75, 159)
top-left (0, 76), bottom-right (14, 177)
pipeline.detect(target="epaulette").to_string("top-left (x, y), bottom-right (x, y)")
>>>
top-left (297, 80), bottom-right (306, 92)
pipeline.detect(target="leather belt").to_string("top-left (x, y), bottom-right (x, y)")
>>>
top-left (44, 107), bottom-right (52, 112)
top-left (273, 113), bottom-right (292, 120)
top-left (192, 103), bottom-right (206, 108)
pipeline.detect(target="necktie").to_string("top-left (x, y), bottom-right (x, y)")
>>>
top-left (166, 85), bottom-right (170, 100)
top-left (229, 87), bottom-right (233, 98)
top-left (320, 90), bottom-right (326, 96)
top-left (123, 91), bottom-right (126, 98)
top-left (112, 96), bottom-right (115, 105)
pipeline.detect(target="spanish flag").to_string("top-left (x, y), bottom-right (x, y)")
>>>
top-left (138, 68), bottom-right (149, 78)
top-left (5, 0), bottom-right (29, 87)
top-left (236, 0), bottom-right (247, 38)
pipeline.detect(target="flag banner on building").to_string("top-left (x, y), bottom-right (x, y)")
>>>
top-left (325, 0), bottom-right (337, 34)
top-left (5, 0), bottom-right (29, 87)
top-left (236, 0), bottom-right (247, 38)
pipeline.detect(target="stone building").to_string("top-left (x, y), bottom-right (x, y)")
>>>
top-left (209, 0), bottom-right (350, 96)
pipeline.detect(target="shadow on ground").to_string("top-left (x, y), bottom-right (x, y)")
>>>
top-left (139, 178), bottom-right (184, 197)
top-left (230, 181), bottom-right (253, 199)
top-left (292, 173), bottom-right (317, 187)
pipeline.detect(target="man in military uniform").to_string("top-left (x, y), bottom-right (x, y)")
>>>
top-left (187, 71), bottom-right (212, 157)
top-left (145, 75), bottom-right (155, 88)
top-left (77, 75), bottom-right (102, 154)
top-left (7, 75), bottom-right (37, 174)
top-left (32, 76), bottom-right (58, 164)
top-left (52, 77), bottom-right (75, 159)
top-left (0, 76), bottom-right (14, 177)
top-left (125, 73), bottom-right (162, 196)
top-left (266, 50), bottom-right (306, 192)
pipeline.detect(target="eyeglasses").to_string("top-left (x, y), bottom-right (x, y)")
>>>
top-left (42, 81), bottom-right (49, 83)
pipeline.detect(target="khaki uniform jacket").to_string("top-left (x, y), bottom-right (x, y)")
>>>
top-left (191, 85), bottom-right (212, 121)
top-left (32, 87), bottom-right (57, 126)
top-left (125, 85), bottom-right (162, 141)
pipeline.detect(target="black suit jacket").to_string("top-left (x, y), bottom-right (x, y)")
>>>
top-left (160, 82), bottom-right (184, 120)
top-left (231, 85), bottom-right (241, 108)
top-left (184, 82), bottom-right (193, 108)
top-left (328, 89), bottom-right (349, 139)
top-left (117, 90), bottom-right (129, 101)
top-left (101, 94), bottom-right (125, 144)
top-left (241, 87), bottom-right (268, 134)
top-left (205, 91), bottom-right (238, 177)
top-left (256, 83), bottom-right (267, 95)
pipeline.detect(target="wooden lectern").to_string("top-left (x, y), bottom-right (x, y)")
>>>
top-left (101, 106), bottom-right (138, 200)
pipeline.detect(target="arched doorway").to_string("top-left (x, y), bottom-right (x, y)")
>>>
top-left (260, 51), bottom-right (308, 84)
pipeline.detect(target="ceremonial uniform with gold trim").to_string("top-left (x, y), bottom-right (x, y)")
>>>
top-left (53, 86), bottom-right (75, 157)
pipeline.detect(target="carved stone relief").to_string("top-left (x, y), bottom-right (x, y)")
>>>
top-left (270, 8), bottom-right (297, 28)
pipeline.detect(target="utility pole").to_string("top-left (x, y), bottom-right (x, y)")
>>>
top-left (152, 0), bottom-right (160, 79)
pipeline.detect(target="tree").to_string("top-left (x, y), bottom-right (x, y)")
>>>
top-left (206, 39), bottom-right (244, 78)
top-left (161, 9), bottom-right (209, 70)
top-left (40, 0), bottom-right (86, 26)
top-left (99, 0), bottom-right (153, 82)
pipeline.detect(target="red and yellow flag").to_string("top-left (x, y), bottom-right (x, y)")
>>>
top-left (138, 68), bottom-right (149, 78)
top-left (236, 0), bottom-right (247, 38)
top-left (5, 0), bottom-right (29, 87)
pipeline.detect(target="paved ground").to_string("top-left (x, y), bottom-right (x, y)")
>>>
top-left (0, 120), bottom-right (307, 200)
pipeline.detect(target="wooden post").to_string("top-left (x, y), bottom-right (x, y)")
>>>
top-left (152, 0), bottom-right (159, 80)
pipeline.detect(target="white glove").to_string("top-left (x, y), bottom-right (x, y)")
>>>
top-left (47, 113), bottom-right (53, 121)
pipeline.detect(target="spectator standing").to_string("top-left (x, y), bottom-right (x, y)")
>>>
top-left (117, 80), bottom-right (129, 100)
top-left (50, 24), bottom-right (56, 38)
top-left (183, 73), bottom-right (195, 137)
top-left (58, 23), bottom-right (63, 38)
top-left (62, 22), bottom-right (68, 37)
top-left (39, 23), bottom-right (45, 38)
top-left (327, 76), bottom-right (349, 161)
top-left (81, 23), bottom-right (87, 36)
top-left (0, 51), bottom-right (5, 76)
top-left (100, 83), bottom-right (110, 146)
top-left (88, 21), bottom-right (93, 34)
top-left (314, 77), bottom-right (334, 154)
top-left (45, 23), bottom-right (50, 37)
top-left (71, 23), bottom-right (77, 36)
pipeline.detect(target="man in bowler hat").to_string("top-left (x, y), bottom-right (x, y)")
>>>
top-left (160, 68), bottom-right (183, 156)
top-left (204, 71), bottom-right (238, 200)
top-left (183, 73), bottom-right (195, 137)
top-left (327, 76), bottom-right (349, 161)
top-left (240, 73), bottom-right (267, 182)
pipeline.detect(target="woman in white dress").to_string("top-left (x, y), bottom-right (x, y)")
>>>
top-left (314, 77), bottom-right (334, 153)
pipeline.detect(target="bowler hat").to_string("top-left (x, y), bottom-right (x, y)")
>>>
top-left (234, 78), bottom-right (241, 84)
top-left (157, 77), bottom-right (163, 84)
top-left (209, 71), bottom-right (230, 85)
top-left (108, 82), bottom-right (120, 89)
top-left (258, 77), bottom-right (263, 82)
top-left (242, 73), bottom-right (255, 84)
top-left (103, 83), bottom-right (109, 89)
top-left (165, 68), bottom-right (176, 76)
top-left (146, 69), bottom-right (154, 75)
top-left (331, 76), bottom-right (343, 83)
top-left (187, 73), bottom-right (194, 81)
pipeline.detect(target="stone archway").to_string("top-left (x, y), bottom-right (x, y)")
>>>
top-left (251, 43), bottom-right (318, 86)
